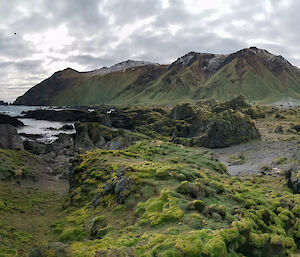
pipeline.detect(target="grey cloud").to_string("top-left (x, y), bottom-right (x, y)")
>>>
top-left (0, 0), bottom-right (300, 101)
top-left (103, 0), bottom-right (161, 24)
top-left (0, 31), bottom-right (35, 58)
top-left (67, 55), bottom-right (115, 69)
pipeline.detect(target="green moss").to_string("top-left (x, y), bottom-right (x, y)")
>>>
top-left (17, 139), bottom-right (299, 257)
top-left (201, 236), bottom-right (227, 257)
top-left (249, 232), bottom-right (270, 248)
top-left (59, 227), bottom-right (87, 243)
top-left (136, 189), bottom-right (184, 226)
top-left (187, 200), bottom-right (206, 212)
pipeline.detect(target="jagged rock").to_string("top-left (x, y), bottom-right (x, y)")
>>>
top-left (275, 125), bottom-right (283, 133)
top-left (50, 133), bottom-right (74, 155)
top-left (92, 192), bottom-right (101, 208)
top-left (0, 124), bottom-right (24, 150)
top-left (59, 124), bottom-right (74, 130)
top-left (0, 113), bottom-right (24, 126)
top-left (74, 122), bottom-right (146, 151)
top-left (74, 132), bottom-right (94, 151)
top-left (114, 176), bottom-right (132, 204)
top-left (193, 111), bottom-right (260, 148)
top-left (23, 140), bottom-right (47, 155)
top-left (92, 176), bottom-right (133, 206)
top-left (285, 164), bottom-right (300, 194)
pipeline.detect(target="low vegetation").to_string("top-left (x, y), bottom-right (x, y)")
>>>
top-left (38, 141), bottom-right (300, 257)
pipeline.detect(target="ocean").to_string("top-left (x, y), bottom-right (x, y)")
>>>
top-left (0, 105), bottom-right (75, 143)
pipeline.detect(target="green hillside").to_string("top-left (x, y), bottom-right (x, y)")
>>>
top-left (14, 48), bottom-right (300, 106)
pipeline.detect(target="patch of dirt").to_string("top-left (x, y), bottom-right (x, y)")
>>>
top-left (211, 140), bottom-right (299, 176)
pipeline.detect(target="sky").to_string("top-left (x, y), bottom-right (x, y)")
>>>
top-left (0, 0), bottom-right (300, 102)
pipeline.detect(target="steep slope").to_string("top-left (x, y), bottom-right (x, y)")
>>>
top-left (14, 47), bottom-right (300, 106)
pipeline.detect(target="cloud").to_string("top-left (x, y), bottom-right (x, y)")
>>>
top-left (0, 0), bottom-right (299, 101)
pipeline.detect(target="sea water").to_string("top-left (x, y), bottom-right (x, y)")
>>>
top-left (0, 105), bottom-right (75, 143)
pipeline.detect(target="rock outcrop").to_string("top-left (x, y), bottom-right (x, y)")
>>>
top-left (0, 124), bottom-right (24, 150)
top-left (0, 113), bottom-right (24, 126)
top-left (74, 122), bottom-right (148, 151)
top-left (191, 111), bottom-right (260, 148)
top-left (22, 109), bottom-right (98, 122)
top-left (286, 165), bottom-right (300, 194)
top-left (0, 100), bottom-right (8, 106)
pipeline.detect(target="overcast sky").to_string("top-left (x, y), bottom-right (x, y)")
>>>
top-left (0, 0), bottom-right (299, 101)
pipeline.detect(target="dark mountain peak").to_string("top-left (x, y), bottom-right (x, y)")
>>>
top-left (63, 67), bottom-right (78, 72)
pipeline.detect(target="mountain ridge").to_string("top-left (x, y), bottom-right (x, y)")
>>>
top-left (14, 47), bottom-right (300, 106)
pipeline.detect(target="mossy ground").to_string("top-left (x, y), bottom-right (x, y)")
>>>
top-left (0, 181), bottom-right (64, 257)
top-left (45, 140), bottom-right (300, 257)
top-left (0, 149), bottom-right (67, 257)
top-left (0, 149), bottom-right (38, 180)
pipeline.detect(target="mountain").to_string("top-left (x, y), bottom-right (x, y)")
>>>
top-left (14, 47), bottom-right (300, 106)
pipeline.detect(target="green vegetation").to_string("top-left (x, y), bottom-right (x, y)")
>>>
top-left (14, 48), bottom-right (300, 106)
top-left (42, 140), bottom-right (300, 257)
top-left (1, 99), bottom-right (300, 256)
top-left (0, 181), bottom-right (64, 257)
top-left (0, 149), bottom-right (37, 180)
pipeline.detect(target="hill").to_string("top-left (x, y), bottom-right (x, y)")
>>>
top-left (14, 47), bottom-right (300, 106)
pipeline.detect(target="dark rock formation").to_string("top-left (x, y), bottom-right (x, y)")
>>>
top-left (285, 165), bottom-right (300, 194)
top-left (73, 122), bottom-right (147, 151)
top-left (0, 124), bottom-right (24, 150)
top-left (0, 100), bottom-right (8, 106)
top-left (59, 124), bottom-right (74, 130)
top-left (23, 141), bottom-right (47, 155)
top-left (192, 111), bottom-right (260, 148)
top-left (0, 114), bottom-right (24, 126)
top-left (275, 125), bottom-right (283, 133)
top-left (22, 109), bottom-right (98, 122)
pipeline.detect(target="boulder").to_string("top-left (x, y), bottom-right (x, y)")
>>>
top-left (285, 165), bottom-right (300, 194)
top-left (0, 113), bottom-right (24, 126)
top-left (193, 111), bottom-right (260, 148)
top-left (59, 124), bottom-right (74, 130)
top-left (50, 133), bottom-right (75, 155)
top-left (275, 125), bottom-right (283, 133)
top-left (0, 124), bottom-right (23, 150)
top-left (23, 140), bottom-right (47, 155)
